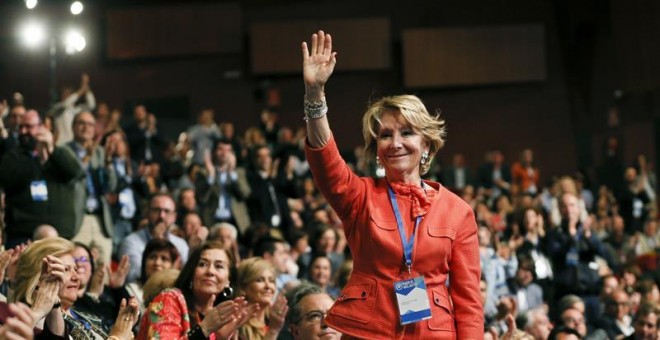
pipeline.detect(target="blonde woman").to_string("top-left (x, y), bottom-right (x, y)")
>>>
top-left (236, 257), bottom-right (288, 340)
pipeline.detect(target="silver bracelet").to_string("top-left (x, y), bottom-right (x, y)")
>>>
top-left (303, 97), bottom-right (328, 122)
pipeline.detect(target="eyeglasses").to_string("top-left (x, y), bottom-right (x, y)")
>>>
top-left (74, 120), bottom-right (95, 127)
top-left (19, 123), bottom-right (40, 130)
top-left (562, 316), bottom-right (585, 325)
top-left (74, 256), bottom-right (89, 264)
top-left (298, 310), bottom-right (327, 325)
top-left (149, 207), bottom-right (175, 214)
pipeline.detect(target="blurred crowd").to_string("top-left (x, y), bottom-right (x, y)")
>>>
top-left (0, 73), bottom-right (658, 339)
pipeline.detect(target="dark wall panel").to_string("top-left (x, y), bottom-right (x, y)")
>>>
top-left (250, 18), bottom-right (391, 74)
top-left (403, 24), bottom-right (546, 88)
top-left (610, 0), bottom-right (660, 92)
top-left (106, 3), bottom-right (242, 60)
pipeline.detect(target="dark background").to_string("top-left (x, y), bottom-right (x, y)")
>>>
top-left (0, 0), bottom-right (658, 185)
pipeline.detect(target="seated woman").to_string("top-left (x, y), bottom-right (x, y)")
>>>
top-left (12, 237), bottom-right (139, 340)
top-left (138, 241), bottom-right (252, 339)
top-left (125, 239), bottom-right (180, 310)
top-left (307, 255), bottom-right (339, 299)
top-left (72, 242), bottom-right (133, 332)
top-left (236, 257), bottom-right (289, 340)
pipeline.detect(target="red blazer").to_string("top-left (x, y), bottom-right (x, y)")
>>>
top-left (306, 136), bottom-right (483, 339)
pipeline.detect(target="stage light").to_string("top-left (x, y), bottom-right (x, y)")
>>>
top-left (25, 0), bottom-right (37, 10)
top-left (70, 1), bottom-right (83, 15)
top-left (20, 21), bottom-right (46, 48)
top-left (64, 29), bottom-right (86, 54)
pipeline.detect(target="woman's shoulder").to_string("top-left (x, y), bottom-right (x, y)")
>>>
top-left (150, 288), bottom-right (186, 306)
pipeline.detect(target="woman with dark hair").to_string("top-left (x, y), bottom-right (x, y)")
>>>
top-left (71, 242), bottom-right (133, 333)
top-left (138, 241), bottom-right (252, 339)
top-left (125, 238), bottom-right (180, 310)
top-left (307, 254), bottom-right (340, 299)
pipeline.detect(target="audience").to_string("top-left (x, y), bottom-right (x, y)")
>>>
top-left (1, 82), bottom-right (660, 340)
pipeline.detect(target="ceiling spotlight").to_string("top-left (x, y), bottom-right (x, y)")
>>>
top-left (20, 21), bottom-right (46, 48)
top-left (70, 1), bottom-right (83, 15)
top-left (25, 0), bottom-right (38, 10)
top-left (64, 29), bottom-right (86, 54)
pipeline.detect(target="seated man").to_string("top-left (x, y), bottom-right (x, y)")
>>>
top-left (286, 282), bottom-right (341, 340)
top-left (625, 302), bottom-right (660, 340)
top-left (118, 193), bottom-right (188, 282)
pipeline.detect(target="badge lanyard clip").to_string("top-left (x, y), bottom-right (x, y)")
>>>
top-left (387, 184), bottom-right (422, 275)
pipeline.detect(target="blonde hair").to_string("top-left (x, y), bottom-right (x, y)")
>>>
top-left (142, 268), bottom-right (180, 307)
top-left (237, 257), bottom-right (276, 340)
top-left (12, 238), bottom-right (75, 305)
top-left (362, 95), bottom-right (446, 175)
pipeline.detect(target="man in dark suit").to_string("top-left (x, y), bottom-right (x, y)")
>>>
top-left (477, 149), bottom-right (512, 204)
top-left (0, 110), bottom-right (83, 247)
top-left (123, 104), bottom-right (166, 166)
top-left (441, 153), bottom-right (473, 193)
top-left (196, 138), bottom-right (252, 236)
top-left (247, 144), bottom-right (297, 241)
top-left (0, 104), bottom-right (26, 161)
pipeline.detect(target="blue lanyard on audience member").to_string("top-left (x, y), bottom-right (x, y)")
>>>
top-left (387, 184), bottom-right (422, 274)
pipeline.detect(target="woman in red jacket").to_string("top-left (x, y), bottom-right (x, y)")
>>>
top-left (301, 31), bottom-right (483, 339)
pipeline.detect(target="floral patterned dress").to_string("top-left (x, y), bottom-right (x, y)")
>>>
top-left (137, 288), bottom-right (215, 340)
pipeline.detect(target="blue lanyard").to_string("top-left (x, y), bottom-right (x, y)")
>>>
top-left (387, 184), bottom-right (422, 274)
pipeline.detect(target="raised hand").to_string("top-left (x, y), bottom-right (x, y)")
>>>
top-left (87, 261), bottom-right (105, 296)
top-left (108, 255), bottom-right (131, 288)
top-left (214, 297), bottom-right (252, 340)
top-left (0, 303), bottom-right (35, 340)
top-left (32, 256), bottom-right (66, 321)
top-left (199, 297), bottom-right (235, 336)
top-left (267, 294), bottom-right (288, 333)
top-left (302, 30), bottom-right (337, 91)
top-left (6, 244), bottom-right (28, 283)
top-left (204, 149), bottom-right (216, 180)
top-left (0, 249), bottom-right (14, 283)
top-left (108, 297), bottom-right (140, 340)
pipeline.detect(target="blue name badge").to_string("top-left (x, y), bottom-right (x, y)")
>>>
top-left (394, 276), bottom-right (432, 325)
top-left (30, 180), bottom-right (48, 202)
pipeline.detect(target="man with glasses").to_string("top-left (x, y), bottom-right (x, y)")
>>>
top-left (67, 111), bottom-right (116, 266)
top-left (119, 193), bottom-right (189, 282)
top-left (286, 282), bottom-right (341, 340)
top-left (0, 110), bottom-right (84, 247)
top-left (596, 289), bottom-right (635, 339)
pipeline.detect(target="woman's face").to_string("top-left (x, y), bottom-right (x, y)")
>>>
top-left (310, 257), bottom-right (332, 287)
top-left (243, 268), bottom-right (276, 306)
top-left (72, 246), bottom-right (92, 287)
top-left (318, 229), bottom-right (336, 254)
top-left (191, 249), bottom-right (230, 299)
top-left (524, 209), bottom-right (538, 230)
top-left (58, 253), bottom-right (81, 309)
top-left (145, 249), bottom-right (174, 279)
top-left (376, 111), bottom-right (427, 182)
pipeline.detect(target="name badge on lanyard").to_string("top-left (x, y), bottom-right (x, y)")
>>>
top-left (30, 180), bottom-right (48, 201)
top-left (388, 184), bottom-right (432, 325)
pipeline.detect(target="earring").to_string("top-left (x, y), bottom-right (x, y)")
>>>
top-left (421, 151), bottom-right (429, 165)
top-left (221, 286), bottom-right (234, 298)
top-left (376, 156), bottom-right (384, 170)
top-left (190, 281), bottom-right (193, 289)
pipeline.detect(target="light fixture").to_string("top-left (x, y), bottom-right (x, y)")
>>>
top-left (70, 1), bottom-right (83, 15)
top-left (64, 29), bottom-right (86, 54)
top-left (20, 21), bottom-right (46, 48)
top-left (25, 0), bottom-right (37, 10)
